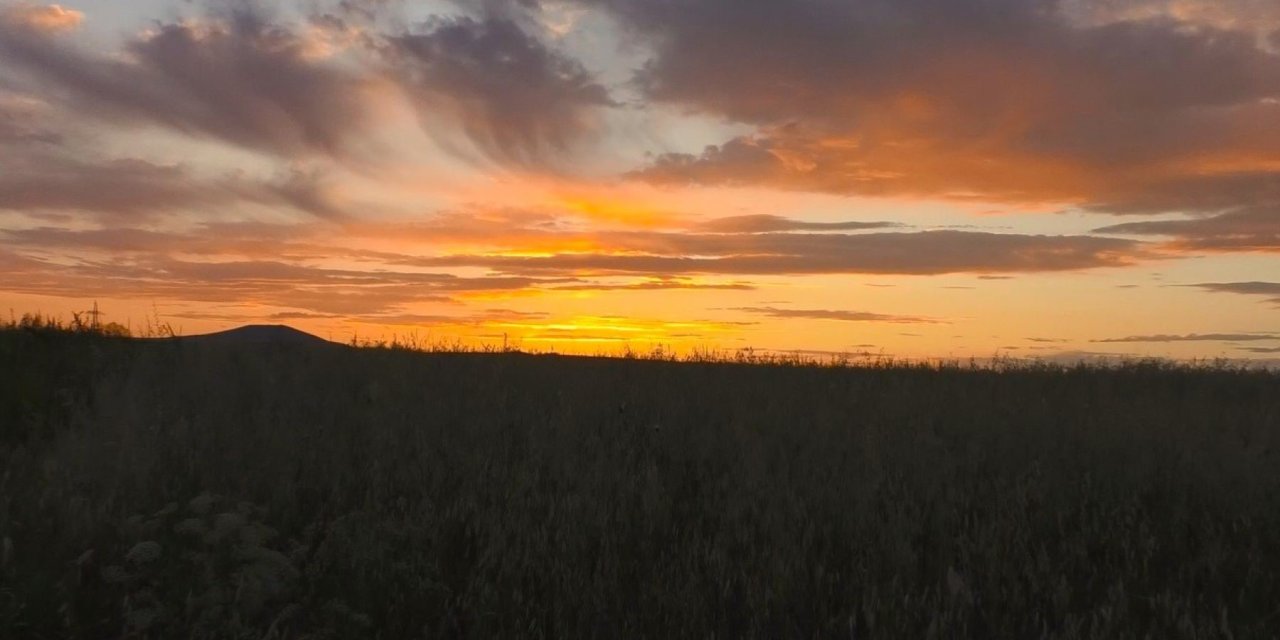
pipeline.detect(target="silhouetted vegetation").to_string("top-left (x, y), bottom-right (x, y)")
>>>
top-left (2, 321), bottom-right (1279, 638)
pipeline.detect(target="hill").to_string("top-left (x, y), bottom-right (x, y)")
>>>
top-left (172, 324), bottom-right (334, 346)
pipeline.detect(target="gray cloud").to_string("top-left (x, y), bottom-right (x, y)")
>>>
top-left (697, 214), bottom-right (901, 233)
top-left (729, 306), bottom-right (943, 324)
top-left (1, 3), bottom-right (621, 172)
top-left (0, 9), bottom-right (374, 159)
top-left (1093, 333), bottom-right (1280, 343)
top-left (3, 222), bottom-right (784, 312)
top-left (0, 152), bottom-right (345, 219)
top-left (1093, 206), bottom-right (1280, 252)
top-left (382, 15), bottom-right (613, 164)
top-left (413, 230), bottom-right (1142, 276)
top-left (316, 203), bottom-right (1153, 278)
top-left (350, 308), bottom-right (550, 327)
top-left (550, 279), bottom-right (756, 291)
top-left (1, 222), bottom-right (312, 254)
top-left (0, 96), bottom-right (60, 145)
top-left (270, 311), bottom-right (343, 320)
top-left (0, 156), bottom-right (226, 216)
top-left (358, 209), bottom-right (1141, 278)
top-left (1187, 281), bottom-right (1280, 306)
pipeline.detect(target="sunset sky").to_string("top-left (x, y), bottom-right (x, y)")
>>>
top-left (1, 0), bottom-right (1278, 360)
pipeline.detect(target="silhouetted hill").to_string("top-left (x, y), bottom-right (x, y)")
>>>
top-left (174, 324), bottom-right (333, 346)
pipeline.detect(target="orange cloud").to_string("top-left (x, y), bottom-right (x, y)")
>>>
top-left (1, 3), bottom-right (83, 33)
top-left (1068, 0), bottom-right (1280, 34)
top-left (601, 0), bottom-right (1280, 252)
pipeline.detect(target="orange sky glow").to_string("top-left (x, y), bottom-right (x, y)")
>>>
top-left (2, 0), bottom-right (1279, 362)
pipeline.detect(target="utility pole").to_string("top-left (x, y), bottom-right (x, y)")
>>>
top-left (88, 301), bottom-right (102, 330)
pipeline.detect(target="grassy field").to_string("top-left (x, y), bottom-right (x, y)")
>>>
top-left (2, 322), bottom-right (1279, 638)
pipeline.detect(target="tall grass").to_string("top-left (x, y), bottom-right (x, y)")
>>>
top-left (1, 325), bottom-right (1279, 638)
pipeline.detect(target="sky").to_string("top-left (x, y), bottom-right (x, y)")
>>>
top-left (1, 0), bottom-right (1278, 360)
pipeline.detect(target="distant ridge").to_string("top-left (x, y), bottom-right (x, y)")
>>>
top-left (175, 324), bottom-right (333, 346)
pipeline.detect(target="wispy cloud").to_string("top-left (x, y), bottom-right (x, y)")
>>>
top-left (1186, 281), bottom-right (1280, 306)
top-left (383, 15), bottom-right (614, 165)
top-left (1093, 333), bottom-right (1280, 343)
top-left (696, 215), bottom-right (901, 234)
top-left (0, 247), bottom-right (572, 316)
top-left (0, 10), bottom-right (379, 159)
top-left (1094, 206), bottom-right (1280, 253)
top-left (416, 230), bottom-right (1143, 276)
top-left (729, 306), bottom-right (944, 324)
top-left (550, 278), bottom-right (756, 291)
top-left (0, 156), bottom-right (344, 219)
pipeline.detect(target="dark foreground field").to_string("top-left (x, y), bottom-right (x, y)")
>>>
top-left (2, 327), bottom-right (1280, 638)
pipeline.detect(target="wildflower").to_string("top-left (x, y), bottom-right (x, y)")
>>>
top-left (126, 541), bottom-right (163, 565)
